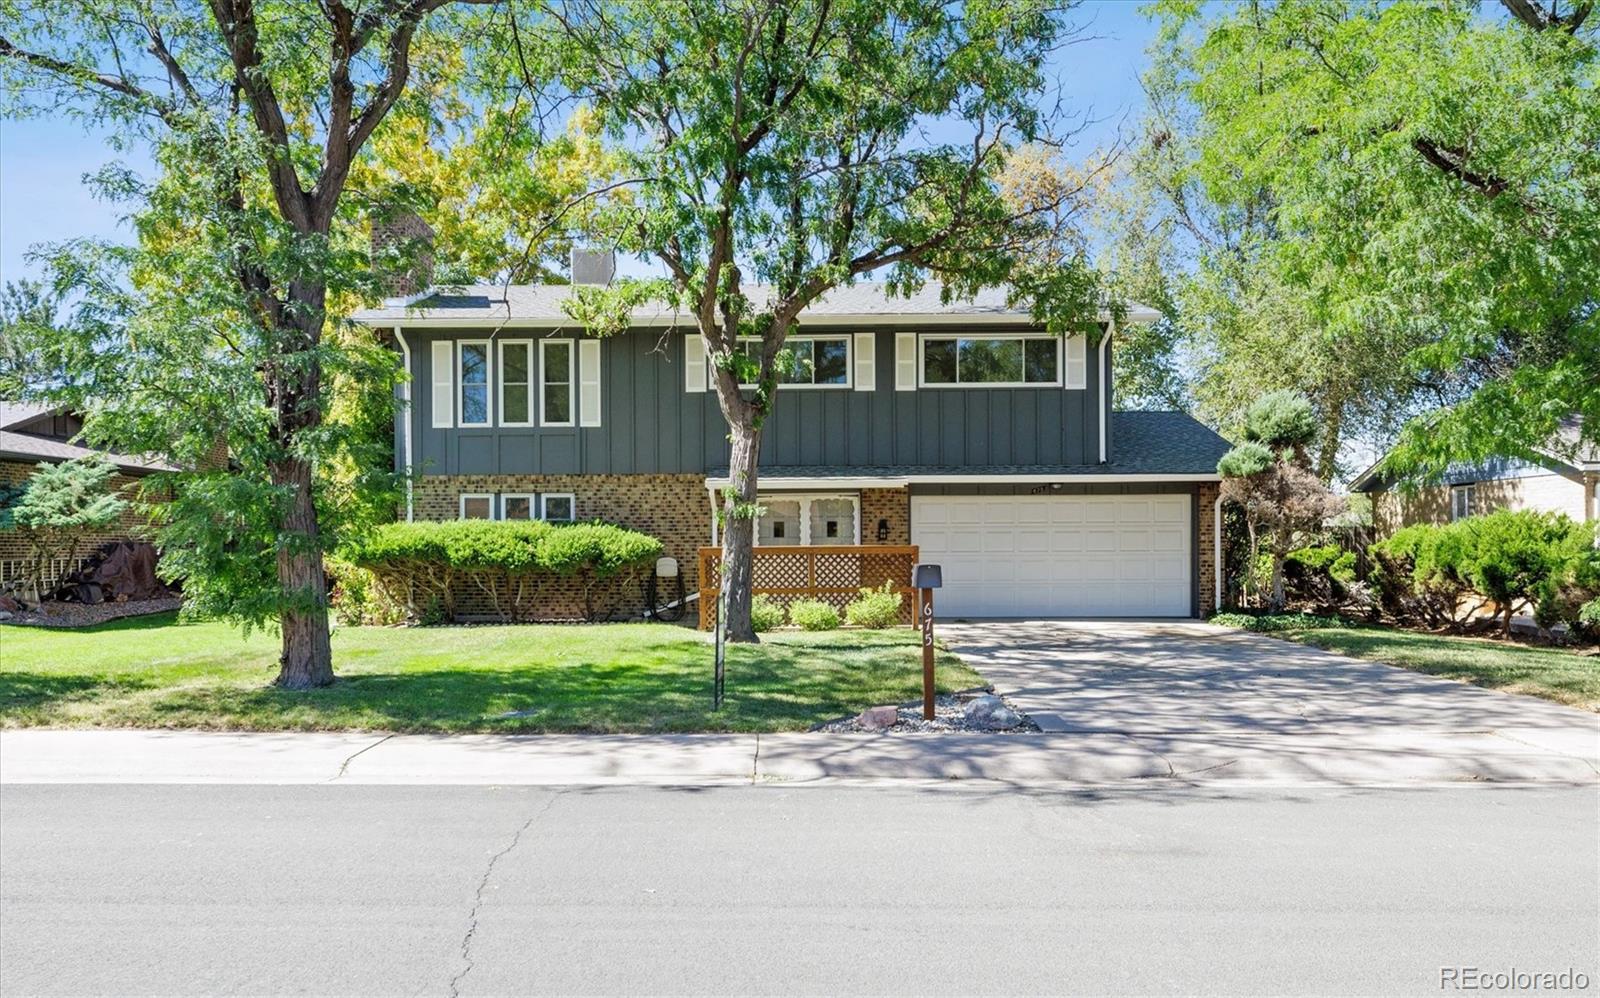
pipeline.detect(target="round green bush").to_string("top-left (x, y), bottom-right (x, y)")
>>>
top-left (844, 581), bottom-right (903, 628)
top-left (749, 594), bottom-right (785, 633)
top-left (788, 598), bottom-right (841, 631)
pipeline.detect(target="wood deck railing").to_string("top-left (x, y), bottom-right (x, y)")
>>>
top-left (697, 545), bottom-right (919, 630)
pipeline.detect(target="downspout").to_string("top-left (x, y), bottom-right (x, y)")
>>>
top-left (395, 327), bottom-right (414, 522)
top-left (1098, 320), bottom-right (1113, 464)
top-left (1213, 492), bottom-right (1224, 613)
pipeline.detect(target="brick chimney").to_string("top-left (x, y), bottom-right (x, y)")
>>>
top-left (571, 247), bottom-right (615, 286)
top-left (370, 210), bottom-right (436, 299)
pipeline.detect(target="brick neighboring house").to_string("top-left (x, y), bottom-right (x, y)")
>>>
top-left (351, 268), bottom-right (1232, 620)
top-left (1351, 418), bottom-right (1600, 534)
top-left (1, 401), bottom-right (171, 591)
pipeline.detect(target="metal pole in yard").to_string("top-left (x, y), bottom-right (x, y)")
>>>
top-left (713, 572), bottom-right (727, 710)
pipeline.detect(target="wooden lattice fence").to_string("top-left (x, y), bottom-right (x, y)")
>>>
top-left (697, 545), bottom-right (919, 630)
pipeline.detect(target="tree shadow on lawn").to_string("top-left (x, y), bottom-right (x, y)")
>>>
top-left (0, 672), bottom-right (145, 718)
top-left (27, 637), bottom-right (965, 733)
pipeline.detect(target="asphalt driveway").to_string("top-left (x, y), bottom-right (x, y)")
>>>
top-left (942, 620), bottom-right (1600, 783)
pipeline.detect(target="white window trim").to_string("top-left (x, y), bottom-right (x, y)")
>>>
top-left (539, 492), bottom-right (577, 522)
top-left (500, 492), bottom-right (537, 521)
top-left (917, 332), bottom-right (1063, 389)
top-left (755, 492), bottom-right (861, 546)
top-left (1451, 483), bottom-right (1475, 521)
top-left (497, 339), bottom-right (535, 428)
top-left (458, 492), bottom-right (495, 520)
top-left (735, 335), bottom-right (853, 390)
top-left (540, 338), bottom-right (576, 427)
top-left (457, 340), bottom-right (492, 427)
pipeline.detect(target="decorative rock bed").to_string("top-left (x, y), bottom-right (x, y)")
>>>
top-left (0, 596), bottom-right (183, 629)
top-left (815, 690), bottom-right (1041, 734)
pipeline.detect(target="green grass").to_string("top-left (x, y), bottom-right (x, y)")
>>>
top-left (1273, 624), bottom-right (1600, 712)
top-left (0, 613), bottom-right (985, 733)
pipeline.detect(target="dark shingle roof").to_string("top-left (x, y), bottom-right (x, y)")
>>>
top-left (710, 411), bottom-right (1228, 480)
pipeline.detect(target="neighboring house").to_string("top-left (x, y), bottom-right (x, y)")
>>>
top-left (350, 267), bottom-right (1232, 619)
top-left (1351, 418), bottom-right (1600, 534)
top-left (0, 401), bottom-right (171, 590)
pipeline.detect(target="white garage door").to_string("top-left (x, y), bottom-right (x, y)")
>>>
top-left (911, 494), bottom-right (1192, 618)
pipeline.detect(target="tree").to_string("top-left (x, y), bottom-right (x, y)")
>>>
top-left (1146, 0), bottom-right (1600, 482)
top-left (0, 456), bottom-right (128, 603)
top-left (0, 0), bottom-right (493, 687)
top-left (1216, 390), bottom-right (1345, 610)
top-left (537, 0), bottom-right (1104, 640)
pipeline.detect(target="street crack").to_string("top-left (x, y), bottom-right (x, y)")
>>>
top-left (325, 733), bottom-right (394, 783)
top-left (448, 790), bottom-right (564, 997)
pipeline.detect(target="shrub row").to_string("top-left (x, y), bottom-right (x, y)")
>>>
top-left (1209, 611), bottom-right (1345, 632)
top-left (748, 581), bottom-right (907, 633)
top-left (335, 520), bottom-right (663, 624)
top-left (1369, 510), bottom-right (1599, 638)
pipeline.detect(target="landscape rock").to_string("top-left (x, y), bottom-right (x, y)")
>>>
top-left (962, 694), bottom-right (1022, 730)
top-left (856, 705), bottom-right (900, 731)
top-left (0, 611), bottom-right (11, 621)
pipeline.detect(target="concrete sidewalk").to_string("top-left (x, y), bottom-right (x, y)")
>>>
top-left (3, 726), bottom-right (1596, 786)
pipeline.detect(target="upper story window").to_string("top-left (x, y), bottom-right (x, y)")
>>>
top-left (459, 341), bottom-right (491, 425)
top-left (920, 334), bottom-right (1060, 387)
top-left (736, 336), bottom-right (850, 387)
top-left (541, 339), bottom-right (574, 426)
top-left (1450, 484), bottom-right (1475, 521)
top-left (499, 341), bottom-right (533, 427)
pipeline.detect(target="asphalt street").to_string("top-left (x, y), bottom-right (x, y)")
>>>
top-left (2, 782), bottom-right (1597, 996)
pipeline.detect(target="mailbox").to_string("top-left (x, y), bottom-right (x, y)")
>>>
top-left (912, 563), bottom-right (943, 590)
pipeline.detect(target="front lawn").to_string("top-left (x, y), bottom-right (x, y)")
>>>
top-left (0, 614), bottom-right (984, 733)
top-left (1268, 622), bottom-right (1600, 712)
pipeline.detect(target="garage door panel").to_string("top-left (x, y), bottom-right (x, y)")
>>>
top-left (912, 493), bottom-right (1191, 618)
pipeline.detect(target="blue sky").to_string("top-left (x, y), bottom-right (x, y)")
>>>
top-left (0, 1), bottom-right (1158, 285)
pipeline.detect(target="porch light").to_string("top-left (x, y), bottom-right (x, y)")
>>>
top-left (876, 518), bottom-right (890, 542)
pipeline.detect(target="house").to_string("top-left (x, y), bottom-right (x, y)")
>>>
top-left (0, 401), bottom-right (170, 590)
top-left (350, 268), bottom-right (1232, 620)
top-left (1351, 418), bottom-right (1600, 534)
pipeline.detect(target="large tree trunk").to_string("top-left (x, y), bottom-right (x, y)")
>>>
top-left (720, 419), bottom-right (763, 643)
top-left (272, 453), bottom-right (334, 688)
top-left (267, 294), bottom-right (334, 689)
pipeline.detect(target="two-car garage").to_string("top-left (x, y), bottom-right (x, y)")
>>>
top-left (910, 493), bottom-right (1194, 618)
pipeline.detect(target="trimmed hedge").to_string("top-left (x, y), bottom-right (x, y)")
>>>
top-left (339, 520), bottom-right (663, 623)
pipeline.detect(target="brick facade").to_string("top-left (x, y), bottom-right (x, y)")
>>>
top-left (860, 487), bottom-right (911, 545)
top-left (1, 459), bottom-right (154, 591)
top-left (1198, 481), bottom-right (1220, 618)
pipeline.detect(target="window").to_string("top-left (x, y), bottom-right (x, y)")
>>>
top-left (540, 493), bottom-right (575, 522)
top-left (736, 336), bottom-right (850, 387)
top-left (459, 493), bottom-right (493, 520)
top-left (459, 341), bottom-right (491, 426)
top-left (541, 339), bottom-right (574, 426)
top-left (754, 494), bottom-right (858, 546)
top-left (920, 335), bottom-right (1060, 387)
top-left (501, 493), bottom-right (536, 521)
top-left (1450, 484), bottom-right (1475, 521)
top-left (499, 341), bottom-right (533, 426)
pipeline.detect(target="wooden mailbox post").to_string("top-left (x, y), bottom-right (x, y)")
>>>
top-left (912, 563), bottom-right (942, 720)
